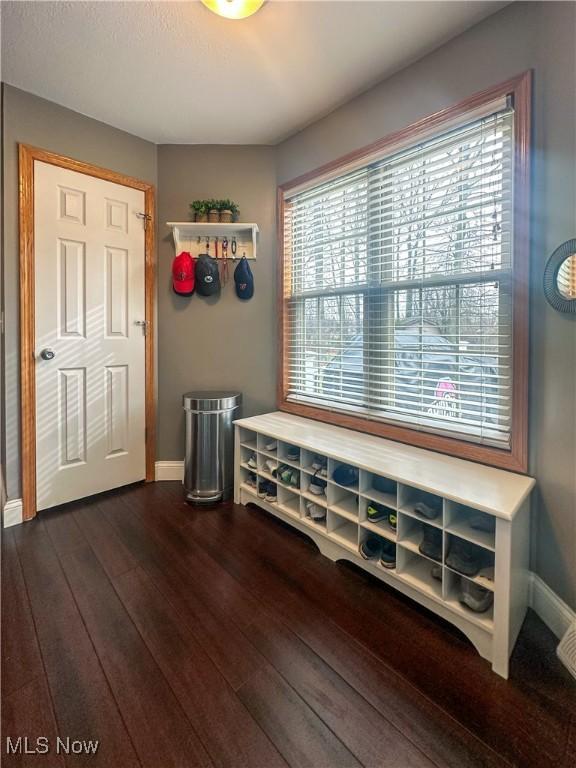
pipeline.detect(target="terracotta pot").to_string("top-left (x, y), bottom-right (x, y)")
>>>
top-left (219, 210), bottom-right (233, 223)
top-left (195, 213), bottom-right (208, 222)
top-left (208, 209), bottom-right (220, 223)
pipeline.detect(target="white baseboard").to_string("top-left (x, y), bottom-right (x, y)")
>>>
top-left (3, 498), bottom-right (23, 528)
top-left (155, 460), bottom-right (184, 482)
top-left (528, 572), bottom-right (576, 639)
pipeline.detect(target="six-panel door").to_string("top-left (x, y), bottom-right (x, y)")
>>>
top-left (34, 161), bottom-right (146, 510)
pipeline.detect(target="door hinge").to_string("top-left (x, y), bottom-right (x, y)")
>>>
top-left (136, 212), bottom-right (152, 229)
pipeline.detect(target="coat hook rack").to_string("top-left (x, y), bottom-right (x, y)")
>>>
top-left (167, 222), bottom-right (259, 260)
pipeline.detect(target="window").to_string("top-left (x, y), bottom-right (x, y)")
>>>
top-left (279, 75), bottom-right (530, 472)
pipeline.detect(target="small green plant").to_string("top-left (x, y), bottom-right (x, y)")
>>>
top-left (190, 200), bottom-right (209, 215)
top-left (217, 199), bottom-right (239, 216)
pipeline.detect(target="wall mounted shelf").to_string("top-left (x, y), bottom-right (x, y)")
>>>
top-left (167, 222), bottom-right (259, 260)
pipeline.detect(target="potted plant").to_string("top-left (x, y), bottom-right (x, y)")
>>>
top-left (190, 200), bottom-right (209, 222)
top-left (207, 199), bottom-right (220, 223)
top-left (218, 199), bottom-right (240, 223)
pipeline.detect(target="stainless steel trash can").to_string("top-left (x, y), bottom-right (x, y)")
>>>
top-left (183, 391), bottom-right (242, 504)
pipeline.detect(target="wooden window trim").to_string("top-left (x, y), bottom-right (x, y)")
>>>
top-left (277, 72), bottom-right (531, 474)
top-left (19, 144), bottom-right (156, 520)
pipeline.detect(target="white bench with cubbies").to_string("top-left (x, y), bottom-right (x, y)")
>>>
top-left (234, 411), bottom-right (534, 678)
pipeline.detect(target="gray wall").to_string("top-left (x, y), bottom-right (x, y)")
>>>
top-left (156, 145), bottom-right (277, 459)
top-left (276, 1), bottom-right (576, 609)
top-left (2, 85), bottom-right (157, 499)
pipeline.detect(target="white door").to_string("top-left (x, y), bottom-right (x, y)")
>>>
top-left (34, 161), bottom-right (147, 511)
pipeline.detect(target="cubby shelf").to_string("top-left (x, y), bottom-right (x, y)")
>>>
top-left (360, 519), bottom-right (397, 541)
top-left (234, 411), bottom-right (534, 678)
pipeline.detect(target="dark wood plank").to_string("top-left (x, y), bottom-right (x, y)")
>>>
top-left (13, 520), bottom-right (141, 768)
top-left (214, 503), bottom-right (574, 768)
top-left (98, 492), bottom-right (267, 690)
top-left (185, 512), bottom-right (507, 768)
top-left (237, 666), bottom-right (362, 768)
top-left (244, 611), bottom-right (435, 768)
top-left (1, 529), bottom-right (45, 697)
top-left (115, 483), bottom-right (264, 628)
top-left (1, 676), bottom-right (64, 768)
top-left (46, 536), bottom-right (213, 768)
top-left (72, 499), bottom-right (137, 579)
top-left (113, 567), bottom-right (288, 768)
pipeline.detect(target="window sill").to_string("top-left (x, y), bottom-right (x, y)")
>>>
top-left (279, 399), bottom-right (527, 474)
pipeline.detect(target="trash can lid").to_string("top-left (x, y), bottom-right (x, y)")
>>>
top-left (182, 390), bottom-right (242, 411)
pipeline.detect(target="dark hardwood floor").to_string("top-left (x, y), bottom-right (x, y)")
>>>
top-left (2, 481), bottom-right (575, 767)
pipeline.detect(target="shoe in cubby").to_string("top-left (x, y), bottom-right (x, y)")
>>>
top-left (445, 534), bottom-right (494, 580)
top-left (359, 497), bottom-right (396, 540)
top-left (330, 460), bottom-right (359, 490)
top-left (304, 499), bottom-right (327, 527)
top-left (301, 450), bottom-right (327, 477)
top-left (278, 441), bottom-right (301, 465)
top-left (361, 472), bottom-right (398, 508)
top-left (444, 501), bottom-right (496, 551)
top-left (240, 446), bottom-right (258, 470)
top-left (301, 471), bottom-right (328, 505)
top-left (239, 466), bottom-right (258, 494)
top-left (276, 464), bottom-right (300, 490)
top-left (258, 433), bottom-right (278, 456)
top-left (399, 485), bottom-right (443, 526)
top-left (443, 570), bottom-right (494, 630)
top-left (397, 514), bottom-right (442, 562)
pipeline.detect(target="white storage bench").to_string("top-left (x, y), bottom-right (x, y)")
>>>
top-left (234, 412), bottom-right (535, 678)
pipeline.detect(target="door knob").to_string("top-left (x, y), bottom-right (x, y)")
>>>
top-left (40, 348), bottom-right (56, 361)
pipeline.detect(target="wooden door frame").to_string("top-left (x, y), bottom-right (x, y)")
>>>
top-left (19, 144), bottom-right (156, 521)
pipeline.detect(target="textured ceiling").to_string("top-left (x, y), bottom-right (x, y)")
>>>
top-left (1, 1), bottom-right (508, 144)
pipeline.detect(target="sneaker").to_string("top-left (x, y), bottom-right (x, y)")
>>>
top-left (332, 464), bottom-right (359, 487)
top-left (265, 439), bottom-right (277, 452)
top-left (246, 472), bottom-right (257, 488)
top-left (305, 501), bottom-right (326, 522)
top-left (367, 502), bottom-right (388, 523)
top-left (445, 538), bottom-right (482, 577)
top-left (459, 579), bottom-right (494, 613)
top-left (387, 511), bottom-right (397, 531)
top-left (373, 476), bottom-right (397, 495)
top-left (419, 525), bottom-right (442, 562)
top-left (265, 484), bottom-right (277, 503)
top-left (311, 455), bottom-right (327, 469)
top-left (308, 476), bottom-right (327, 496)
top-left (278, 465), bottom-right (293, 484)
top-left (469, 514), bottom-right (496, 534)
top-left (247, 453), bottom-right (258, 469)
top-left (380, 540), bottom-right (396, 569)
top-left (257, 480), bottom-right (269, 499)
top-left (359, 536), bottom-right (382, 561)
top-left (286, 446), bottom-right (300, 462)
top-left (265, 458), bottom-right (278, 475)
top-left (431, 563), bottom-right (443, 581)
top-left (413, 500), bottom-right (441, 521)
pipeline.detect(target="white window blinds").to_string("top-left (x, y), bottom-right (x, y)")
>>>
top-left (283, 107), bottom-right (515, 448)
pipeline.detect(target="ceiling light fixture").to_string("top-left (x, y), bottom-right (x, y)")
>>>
top-left (201, 0), bottom-right (265, 20)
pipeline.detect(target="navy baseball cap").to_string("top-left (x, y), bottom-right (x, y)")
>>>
top-left (234, 256), bottom-right (254, 300)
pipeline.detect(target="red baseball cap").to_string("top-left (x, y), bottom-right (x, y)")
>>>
top-left (172, 252), bottom-right (196, 295)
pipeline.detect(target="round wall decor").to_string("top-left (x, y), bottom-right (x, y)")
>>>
top-left (543, 239), bottom-right (576, 313)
